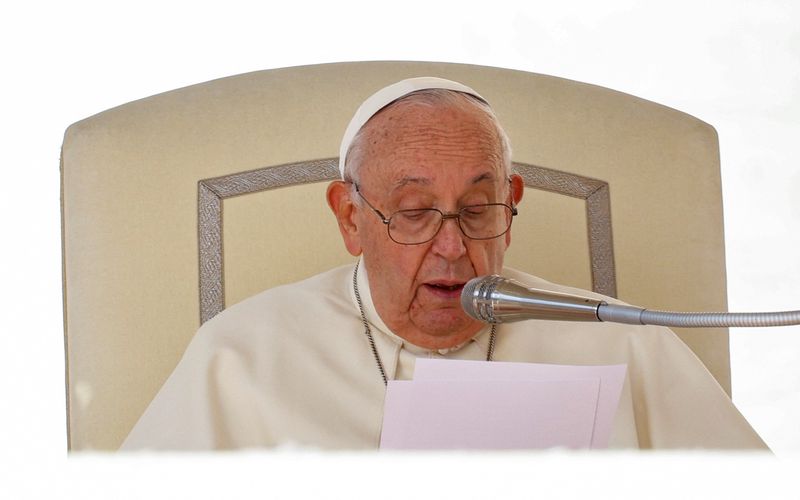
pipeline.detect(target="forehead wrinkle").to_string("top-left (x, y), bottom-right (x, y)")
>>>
top-left (391, 124), bottom-right (498, 153)
top-left (388, 139), bottom-right (502, 172)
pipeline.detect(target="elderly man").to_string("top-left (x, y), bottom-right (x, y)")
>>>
top-left (122, 77), bottom-right (766, 450)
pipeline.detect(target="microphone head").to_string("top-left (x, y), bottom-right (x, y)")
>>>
top-left (461, 275), bottom-right (506, 323)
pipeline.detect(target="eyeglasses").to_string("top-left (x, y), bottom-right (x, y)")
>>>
top-left (353, 183), bottom-right (518, 245)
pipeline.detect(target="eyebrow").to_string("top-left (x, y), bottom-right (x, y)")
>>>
top-left (470, 172), bottom-right (498, 185)
top-left (390, 171), bottom-right (498, 192)
top-left (391, 176), bottom-right (431, 190)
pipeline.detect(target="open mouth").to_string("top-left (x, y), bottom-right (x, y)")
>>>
top-left (424, 282), bottom-right (466, 297)
top-left (430, 283), bottom-right (463, 291)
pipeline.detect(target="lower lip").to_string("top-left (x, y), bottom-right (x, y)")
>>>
top-left (424, 284), bottom-right (465, 299)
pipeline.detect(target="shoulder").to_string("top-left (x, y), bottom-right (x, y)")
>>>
top-left (193, 263), bottom-right (359, 348)
top-left (209, 264), bottom-right (354, 320)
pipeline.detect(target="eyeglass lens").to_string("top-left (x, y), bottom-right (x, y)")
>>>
top-left (388, 205), bottom-right (513, 244)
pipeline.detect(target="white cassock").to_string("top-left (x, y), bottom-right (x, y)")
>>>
top-left (121, 263), bottom-right (767, 451)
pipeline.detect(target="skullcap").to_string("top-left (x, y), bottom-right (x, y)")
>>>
top-left (338, 76), bottom-right (486, 178)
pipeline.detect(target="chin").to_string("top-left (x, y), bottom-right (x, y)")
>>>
top-left (417, 312), bottom-right (482, 340)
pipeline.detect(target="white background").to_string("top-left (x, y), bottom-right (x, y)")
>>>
top-left (1, 0), bottom-right (798, 497)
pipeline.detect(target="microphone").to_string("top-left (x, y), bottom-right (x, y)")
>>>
top-left (461, 275), bottom-right (800, 328)
top-left (461, 275), bottom-right (604, 323)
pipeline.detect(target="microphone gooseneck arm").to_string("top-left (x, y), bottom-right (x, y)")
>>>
top-left (461, 275), bottom-right (800, 328)
top-left (596, 304), bottom-right (800, 328)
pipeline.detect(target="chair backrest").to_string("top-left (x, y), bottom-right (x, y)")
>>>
top-left (61, 61), bottom-right (730, 451)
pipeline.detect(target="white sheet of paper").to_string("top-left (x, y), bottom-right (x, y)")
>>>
top-left (413, 359), bottom-right (628, 448)
top-left (380, 378), bottom-right (600, 450)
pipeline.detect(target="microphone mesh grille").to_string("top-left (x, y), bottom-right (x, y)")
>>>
top-left (460, 277), bottom-right (483, 319)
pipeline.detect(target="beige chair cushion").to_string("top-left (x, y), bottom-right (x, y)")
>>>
top-left (62, 61), bottom-right (729, 450)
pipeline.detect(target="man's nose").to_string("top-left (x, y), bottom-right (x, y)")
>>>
top-left (430, 216), bottom-right (467, 260)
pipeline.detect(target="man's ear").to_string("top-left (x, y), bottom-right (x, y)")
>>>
top-left (326, 181), bottom-right (363, 256)
top-left (510, 173), bottom-right (524, 206)
top-left (505, 173), bottom-right (525, 247)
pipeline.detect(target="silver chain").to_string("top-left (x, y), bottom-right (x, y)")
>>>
top-left (352, 262), bottom-right (496, 387)
top-left (353, 261), bottom-right (389, 385)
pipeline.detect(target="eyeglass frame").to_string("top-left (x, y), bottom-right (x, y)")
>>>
top-left (350, 181), bottom-right (518, 245)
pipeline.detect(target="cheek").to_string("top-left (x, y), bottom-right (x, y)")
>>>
top-left (469, 240), bottom-right (507, 274)
top-left (363, 233), bottom-right (425, 290)
top-left (388, 248), bottom-right (428, 288)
